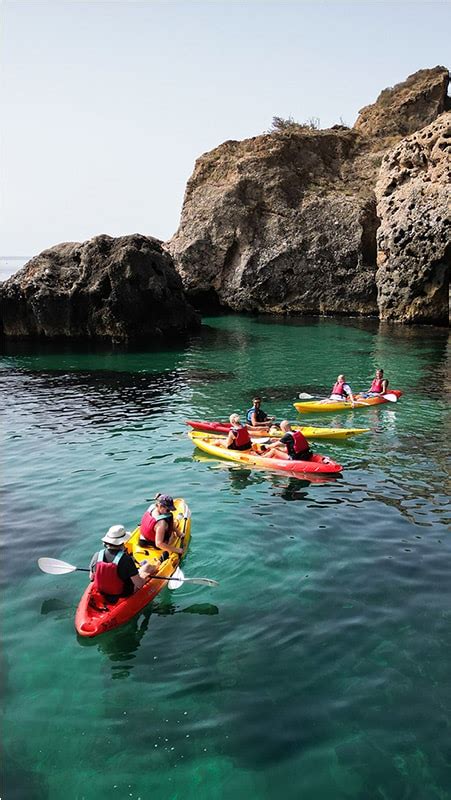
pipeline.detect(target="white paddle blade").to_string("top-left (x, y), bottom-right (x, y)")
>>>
top-left (298, 392), bottom-right (314, 399)
top-left (383, 393), bottom-right (398, 402)
top-left (38, 557), bottom-right (77, 575)
top-left (168, 567), bottom-right (184, 590)
top-left (183, 577), bottom-right (219, 587)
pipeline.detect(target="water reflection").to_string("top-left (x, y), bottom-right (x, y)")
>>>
top-left (76, 600), bottom-right (219, 678)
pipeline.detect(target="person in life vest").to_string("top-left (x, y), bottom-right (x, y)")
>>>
top-left (329, 374), bottom-right (355, 405)
top-left (89, 524), bottom-right (151, 603)
top-left (366, 368), bottom-right (389, 395)
top-left (139, 494), bottom-right (184, 555)
top-left (262, 420), bottom-right (312, 461)
top-left (246, 397), bottom-right (275, 429)
top-left (222, 414), bottom-right (253, 451)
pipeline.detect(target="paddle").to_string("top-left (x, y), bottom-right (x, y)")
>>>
top-left (37, 558), bottom-right (219, 588)
top-left (382, 393), bottom-right (398, 402)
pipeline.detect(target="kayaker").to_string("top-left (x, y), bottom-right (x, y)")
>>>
top-left (223, 414), bottom-right (253, 451)
top-left (246, 396), bottom-right (275, 428)
top-left (329, 374), bottom-right (355, 406)
top-left (366, 368), bottom-right (389, 395)
top-left (262, 420), bottom-right (312, 461)
top-left (139, 494), bottom-right (184, 555)
top-left (89, 525), bottom-right (149, 602)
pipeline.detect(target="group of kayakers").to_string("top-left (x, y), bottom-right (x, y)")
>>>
top-left (329, 369), bottom-right (389, 405)
top-left (90, 494), bottom-right (185, 603)
top-left (90, 369), bottom-right (389, 604)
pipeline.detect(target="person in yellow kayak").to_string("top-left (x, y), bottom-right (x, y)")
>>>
top-left (139, 494), bottom-right (184, 555)
top-left (246, 396), bottom-right (275, 429)
top-left (262, 420), bottom-right (312, 461)
top-left (329, 374), bottom-right (355, 406)
top-left (222, 414), bottom-right (253, 451)
top-left (366, 368), bottom-right (389, 395)
top-left (89, 525), bottom-right (149, 602)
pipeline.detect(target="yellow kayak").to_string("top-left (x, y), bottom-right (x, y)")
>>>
top-left (294, 390), bottom-right (403, 413)
top-left (186, 420), bottom-right (369, 440)
top-left (188, 431), bottom-right (343, 474)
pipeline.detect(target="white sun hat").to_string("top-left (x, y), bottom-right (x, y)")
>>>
top-left (102, 525), bottom-right (130, 546)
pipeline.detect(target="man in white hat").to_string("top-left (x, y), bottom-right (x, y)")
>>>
top-left (89, 524), bottom-right (151, 602)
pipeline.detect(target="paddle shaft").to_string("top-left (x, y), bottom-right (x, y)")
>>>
top-left (74, 566), bottom-right (188, 583)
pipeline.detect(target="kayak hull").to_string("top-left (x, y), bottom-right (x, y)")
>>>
top-left (186, 420), bottom-right (369, 440)
top-left (75, 499), bottom-right (191, 638)
top-left (188, 431), bottom-right (342, 474)
top-left (294, 390), bottom-right (403, 413)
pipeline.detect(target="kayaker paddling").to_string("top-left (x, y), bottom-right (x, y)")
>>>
top-left (89, 525), bottom-right (150, 604)
top-left (366, 368), bottom-right (389, 395)
top-left (328, 374), bottom-right (355, 406)
top-left (262, 420), bottom-right (312, 462)
top-left (139, 494), bottom-right (184, 555)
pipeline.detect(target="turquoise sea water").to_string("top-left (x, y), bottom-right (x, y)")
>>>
top-left (1, 314), bottom-right (450, 800)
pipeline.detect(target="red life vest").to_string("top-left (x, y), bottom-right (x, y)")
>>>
top-left (331, 381), bottom-right (346, 397)
top-left (291, 430), bottom-right (310, 453)
top-left (232, 426), bottom-right (252, 448)
top-left (370, 378), bottom-right (383, 392)
top-left (140, 506), bottom-right (173, 545)
top-left (94, 549), bottom-right (124, 595)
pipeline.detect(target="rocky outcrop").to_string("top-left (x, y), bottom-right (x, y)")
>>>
top-left (355, 67), bottom-right (450, 139)
top-left (0, 234), bottom-right (200, 340)
top-left (375, 113), bottom-right (451, 324)
top-left (168, 67), bottom-right (450, 324)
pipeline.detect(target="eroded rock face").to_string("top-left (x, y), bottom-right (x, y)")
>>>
top-left (168, 130), bottom-right (380, 316)
top-left (168, 67), bottom-right (450, 323)
top-left (0, 234), bottom-right (200, 340)
top-left (375, 113), bottom-right (451, 324)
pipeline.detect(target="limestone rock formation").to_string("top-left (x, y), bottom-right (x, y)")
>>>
top-left (168, 66), bottom-right (450, 324)
top-left (375, 113), bottom-right (451, 324)
top-left (0, 234), bottom-right (200, 340)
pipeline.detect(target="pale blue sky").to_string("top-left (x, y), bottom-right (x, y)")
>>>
top-left (1, 0), bottom-right (450, 255)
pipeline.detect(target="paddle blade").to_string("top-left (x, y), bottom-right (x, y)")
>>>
top-left (298, 392), bottom-right (314, 399)
top-left (38, 557), bottom-right (78, 575)
top-left (183, 577), bottom-right (219, 587)
top-left (168, 566), bottom-right (184, 590)
top-left (383, 393), bottom-right (398, 402)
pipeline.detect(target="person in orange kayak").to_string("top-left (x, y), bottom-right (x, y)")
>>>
top-left (263, 420), bottom-right (312, 461)
top-left (329, 374), bottom-right (355, 406)
top-left (89, 524), bottom-right (148, 602)
top-left (223, 414), bottom-right (253, 451)
top-left (367, 368), bottom-right (389, 395)
top-left (139, 494), bottom-right (184, 555)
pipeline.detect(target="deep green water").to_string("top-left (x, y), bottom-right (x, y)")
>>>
top-left (1, 315), bottom-right (450, 800)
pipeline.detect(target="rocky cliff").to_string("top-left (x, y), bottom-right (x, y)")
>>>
top-left (168, 67), bottom-right (450, 324)
top-left (375, 113), bottom-right (450, 324)
top-left (0, 234), bottom-right (200, 340)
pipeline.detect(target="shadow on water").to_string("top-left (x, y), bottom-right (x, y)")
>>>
top-left (76, 600), bottom-right (219, 678)
top-left (192, 454), bottom-right (338, 494)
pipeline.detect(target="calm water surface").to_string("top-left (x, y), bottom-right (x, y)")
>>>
top-left (1, 315), bottom-right (450, 800)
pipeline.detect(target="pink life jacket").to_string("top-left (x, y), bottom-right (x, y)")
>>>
top-left (370, 378), bottom-right (383, 392)
top-left (140, 505), bottom-right (173, 545)
top-left (232, 426), bottom-right (252, 448)
top-left (291, 430), bottom-right (310, 453)
top-left (331, 381), bottom-right (346, 397)
top-left (94, 549), bottom-right (124, 595)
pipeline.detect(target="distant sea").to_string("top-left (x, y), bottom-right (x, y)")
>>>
top-left (0, 256), bottom-right (29, 282)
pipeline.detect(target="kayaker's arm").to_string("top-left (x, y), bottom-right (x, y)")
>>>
top-left (155, 520), bottom-right (183, 555)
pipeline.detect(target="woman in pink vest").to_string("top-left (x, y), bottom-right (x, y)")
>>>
top-left (367, 368), bottom-right (389, 395)
top-left (139, 494), bottom-right (184, 555)
top-left (329, 374), bottom-right (355, 405)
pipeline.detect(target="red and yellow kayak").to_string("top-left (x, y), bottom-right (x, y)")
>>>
top-left (294, 390), bottom-right (403, 413)
top-left (75, 499), bottom-right (191, 638)
top-left (188, 431), bottom-right (342, 475)
top-left (186, 420), bottom-right (369, 440)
